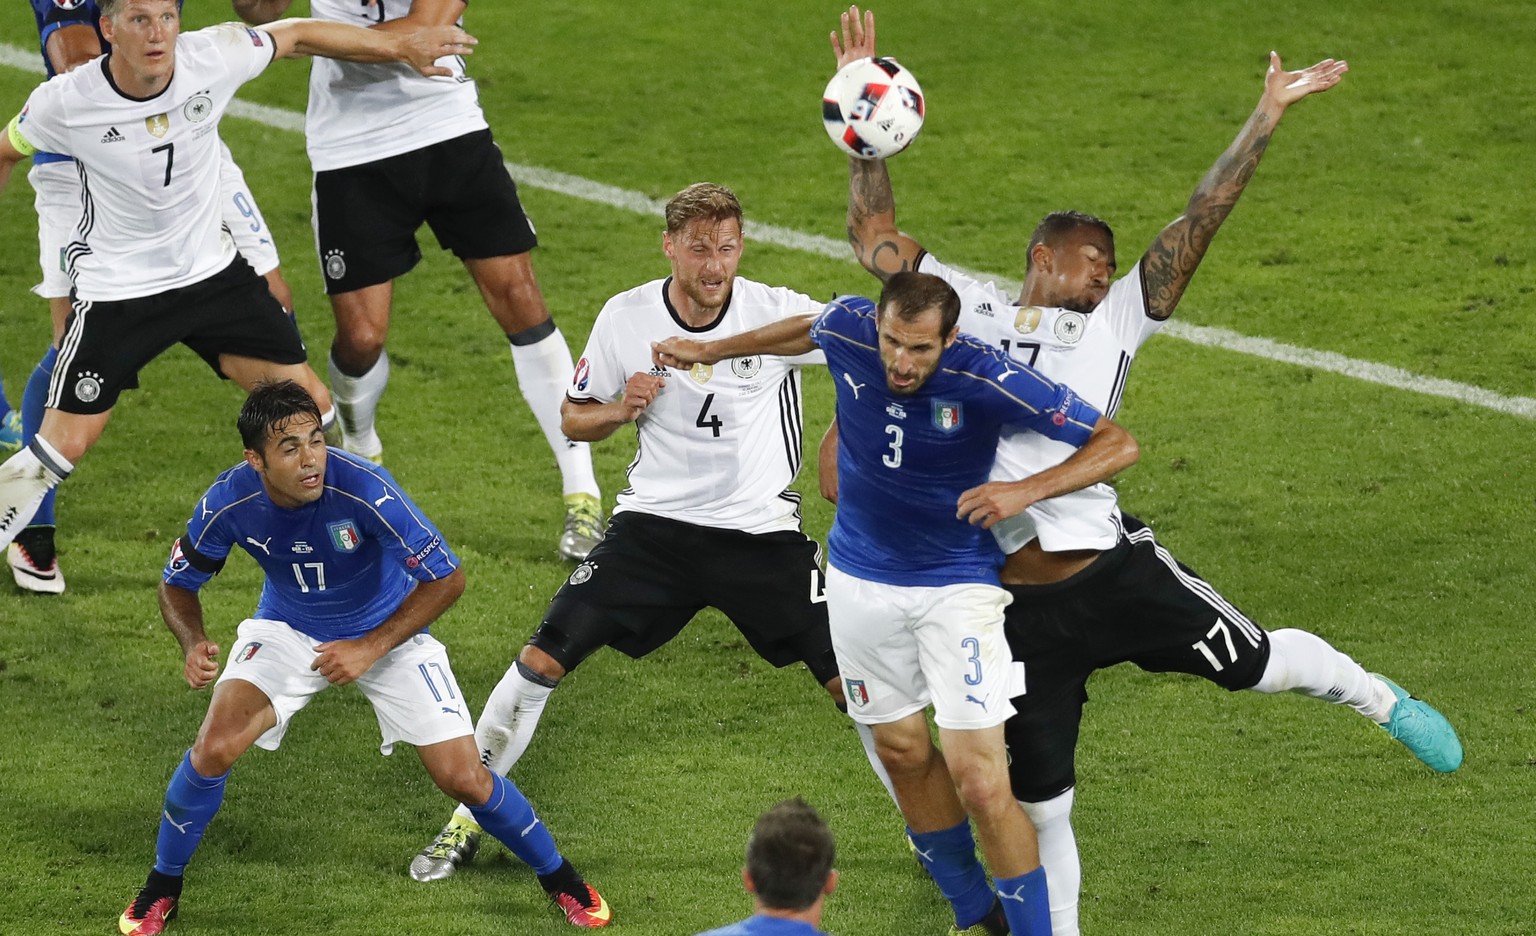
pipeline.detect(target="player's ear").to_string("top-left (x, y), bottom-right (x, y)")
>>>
top-left (942, 324), bottom-right (960, 348)
top-left (824, 868), bottom-right (839, 896)
top-left (1030, 241), bottom-right (1053, 274)
top-left (243, 448), bottom-right (265, 472)
top-left (740, 867), bottom-right (756, 895)
top-left (662, 230), bottom-right (675, 259)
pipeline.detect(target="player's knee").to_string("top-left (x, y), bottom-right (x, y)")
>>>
top-left (948, 757), bottom-right (1014, 818)
top-left (331, 323), bottom-right (388, 370)
top-left (872, 725), bottom-right (935, 777)
top-left (433, 762), bottom-right (493, 807)
top-left (189, 732), bottom-right (247, 777)
top-left (517, 643), bottom-right (568, 682)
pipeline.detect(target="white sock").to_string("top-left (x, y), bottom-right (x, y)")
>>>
top-left (319, 407), bottom-right (341, 447)
top-left (508, 329), bottom-right (598, 498)
top-left (327, 351), bottom-right (389, 452)
top-left (1252, 628), bottom-right (1396, 724)
top-left (1020, 789), bottom-right (1080, 936)
top-left (852, 719), bottom-right (900, 806)
top-left (0, 440), bottom-right (72, 548)
top-left (452, 661), bottom-right (557, 823)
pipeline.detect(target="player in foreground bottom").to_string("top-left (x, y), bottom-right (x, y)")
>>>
top-left (118, 381), bottom-right (608, 935)
top-left (693, 798), bottom-right (839, 936)
top-left (656, 273), bottom-right (1141, 936)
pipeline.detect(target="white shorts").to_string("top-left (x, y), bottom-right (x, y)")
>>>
top-left (29, 160), bottom-right (76, 300)
top-left (28, 145), bottom-right (279, 300)
top-left (215, 618), bottom-right (473, 755)
top-left (826, 565), bottom-right (1021, 730)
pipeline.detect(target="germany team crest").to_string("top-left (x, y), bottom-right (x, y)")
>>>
top-left (328, 520), bottom-right (362, 552)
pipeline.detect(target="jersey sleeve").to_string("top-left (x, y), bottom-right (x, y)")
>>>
top-left (809, 294), bottom-right (878, 368)
top-left (163, 492), bottom-right (236, 591)
top-left (1099, 260), bottom-right (1164, 352)
top-left (9, 81), bottom-right (67, 157)
top-left (568, 302), bottom-right (627, 404)
top-left (353, 468), bottom-right (460, 583)
top-left (962, 340), bottom-right (1103, 448)
top-left (201, 22), bottom-right (279, 87)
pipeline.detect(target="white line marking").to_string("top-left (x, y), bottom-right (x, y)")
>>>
top-left (4, 42), bottom-right (1531, 419)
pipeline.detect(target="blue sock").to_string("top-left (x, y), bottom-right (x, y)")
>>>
top-left (996, 866), bottom-right (1052, 936)
top-left (466, 773), bottom-right (563, 876)
top-left (909, 821), bottom-right (995, 929)
top-left (21, 347), bottom-right (57, 527)
top-left (154, 751), bottom-right (229, 876)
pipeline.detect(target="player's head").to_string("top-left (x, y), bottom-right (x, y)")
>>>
top-left (876, 271), bottom-right (961, 395)
top-left (742, 798), bottom-right (838, 916)
top-left (1024, 210), bottom-right (1117, 314)
top-left (99, 0), bottom-right (182, 88)
top-left (239, 380), bottom-right (327, 510)
top-left (663, 183), bottom-right (744, 315)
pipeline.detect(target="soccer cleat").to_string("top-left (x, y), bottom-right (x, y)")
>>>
top-left (118, 875), bottom-right (180, 936)
top-left (558, 493), bottom-right (604, 561)
top-left (1374, 674), bottom-right (1463, 772)
top-left (9, 526), bottom-right (65, 594)
top-left (548, 880), bottom-right (612, 928)
top-left (0, 409), bottom-right (21, 456)
top-left (409, 815), bottom-right (482, 881)
top-left (946, 897), bottom-right (1008, 936)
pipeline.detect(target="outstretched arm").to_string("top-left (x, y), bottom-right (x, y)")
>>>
top-left (651, 312), bottom-right (820, 369)
top-left (832, 6), bottom-right (926, 280)
top-left (263, 17), bottom-right (476, 77)
top-left (1140, 52), bottom-right (1347, 320)
top-left (956, 416), bottom-right (1139, 529)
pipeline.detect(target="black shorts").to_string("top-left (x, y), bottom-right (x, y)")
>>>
top-left (311, 129), bottom-right (539, 294)
top-left (528, 511), bottom-right (839, 684)
top-left (49, 256), bottom-right (308, 415)
top-left (1003, 513), bottom-right (1271, 802)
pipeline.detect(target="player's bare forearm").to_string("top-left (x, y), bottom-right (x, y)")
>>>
top-left (265, 18), bottom-right (475, 76)
top-left (653, 314), bottom-right (819, 369)
top-left (45, 23), bottom-right (103, 73)
top-left (368, 0), bottom-right (468, 32)
top-left (313, 568), bottom-right (465, 685)
top-left (232, 0), bottom-right (294, 25)
top-left (561, 397), bottom-right (637, 442)
top-left (847, 157), bottom-right (922, 281)
top-left (159, 583), bottom-right (211, 655)
top-left (958, 417), bottom-right (1138, 528)
top-left (1141, 53), bottom-right (1347, 320)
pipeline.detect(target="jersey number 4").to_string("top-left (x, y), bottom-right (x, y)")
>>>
top-left (695, 393), bottom-right (723, 438)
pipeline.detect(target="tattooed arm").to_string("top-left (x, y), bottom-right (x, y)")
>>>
top-left (1140, 52), bottom-right (1347, 320)
top-left (830, 6), bottom-right (927, 281)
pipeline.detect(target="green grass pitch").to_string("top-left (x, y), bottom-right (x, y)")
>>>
top-left (0, 1), bottom-right (1533, 933)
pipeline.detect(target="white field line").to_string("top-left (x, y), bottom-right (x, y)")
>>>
top-left (4, 43), bottom-right (1533, 420)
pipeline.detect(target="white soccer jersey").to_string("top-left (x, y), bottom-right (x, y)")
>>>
top-left (12, 23), bottom-right (276, 301)
top-left (570, 277), bottom-right (826, 535)
top-left (918, 253), bottom-right (1164, 552)
top-left (304, 0), bottom-right (487, 171)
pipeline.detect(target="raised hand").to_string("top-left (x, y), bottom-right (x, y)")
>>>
top-left (830, 5), bottom-right (877, 70)
top-left (618, 372), bottom-right (667, 423)
top-left (1263, 51), bottom-right (1348, 110)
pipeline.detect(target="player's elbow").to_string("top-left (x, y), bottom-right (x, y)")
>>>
top-left (232, 0), bottom-right (291, 26)
top-left (1102, 420), bottom-right (1139, 472)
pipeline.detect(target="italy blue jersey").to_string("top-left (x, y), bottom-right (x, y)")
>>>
top-left (694, 914), bottom-right (827, 936)
top-left (163, 449), bottom-right (460, 642)
top-left (811, 296), bottom-right (1102, 588)
top-left (29, 0), bottom-right (103, 164)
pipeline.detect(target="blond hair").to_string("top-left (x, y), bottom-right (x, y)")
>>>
top-left (664, 183), bottom-right (743, 235)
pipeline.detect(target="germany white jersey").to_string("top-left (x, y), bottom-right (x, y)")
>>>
top-left (918, 253), bottom-right (1164, 552)
top-left (570, 277), bottom-right (826, 535)
top-left (12, 23), bottom-right (276, 301)
top-left (304, 0), bottom-right (487, 171)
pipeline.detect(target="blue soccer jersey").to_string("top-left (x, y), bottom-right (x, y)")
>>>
top-left (163, 450), bottom-right (460, 642)
top-left (694, 915), bottom-right (827, 936)
top-left (29, 0), bottom-right (103, 165)
top-left (810, 296), bottom-right (1102, 588)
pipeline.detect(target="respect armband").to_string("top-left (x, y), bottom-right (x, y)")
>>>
top-left (6, 111), bottom-right (36, 157)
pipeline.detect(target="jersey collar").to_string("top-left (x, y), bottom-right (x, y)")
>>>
top-left (661, 276), bottom-right (733, 333)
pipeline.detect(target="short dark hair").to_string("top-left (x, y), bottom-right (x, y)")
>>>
top-left (665, 182), bottom-right (744, 235)
top-left (238, 380), bottom-right (322, 453)
top-left (745, 799), bottom-right (835, 911)
top-left (1025, 210), bottom-right (1114, 271)
top-left (878, 270), bottom-right (961, 336)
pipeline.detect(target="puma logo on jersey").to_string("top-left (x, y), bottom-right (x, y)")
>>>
top-left (998, 367), bottom-right (1018, 382)
top-left (373, 492), bottom-right (395, 507)
top-left (99, 127), bottom-right (124, 144)
top-left (964, 694), bottom-right (988, 711)
top-left (842, 373), bottom-right (865, 399)
top-left (245, 536), bottom-right (273, 556)
top-left (199, 498), bottom-right (213, 519)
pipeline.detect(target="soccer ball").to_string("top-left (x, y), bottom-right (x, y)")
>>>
top-left (821, 57), bottom-right (926, 160)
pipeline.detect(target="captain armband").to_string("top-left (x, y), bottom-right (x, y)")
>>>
top-left (6, 112), bottom-right (36, 157)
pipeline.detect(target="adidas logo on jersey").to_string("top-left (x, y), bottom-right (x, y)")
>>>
top-left (100, 127), bottom-right (125, 143)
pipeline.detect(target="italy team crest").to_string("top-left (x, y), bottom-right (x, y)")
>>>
top-left (846, 679), bottom-right (869, 707)
top-left (236, 641), bottom-right (263, 663)
top-left (932, 401), bottom-right (963, 432)
top-left (328, 520), bottom-right (362, 552)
